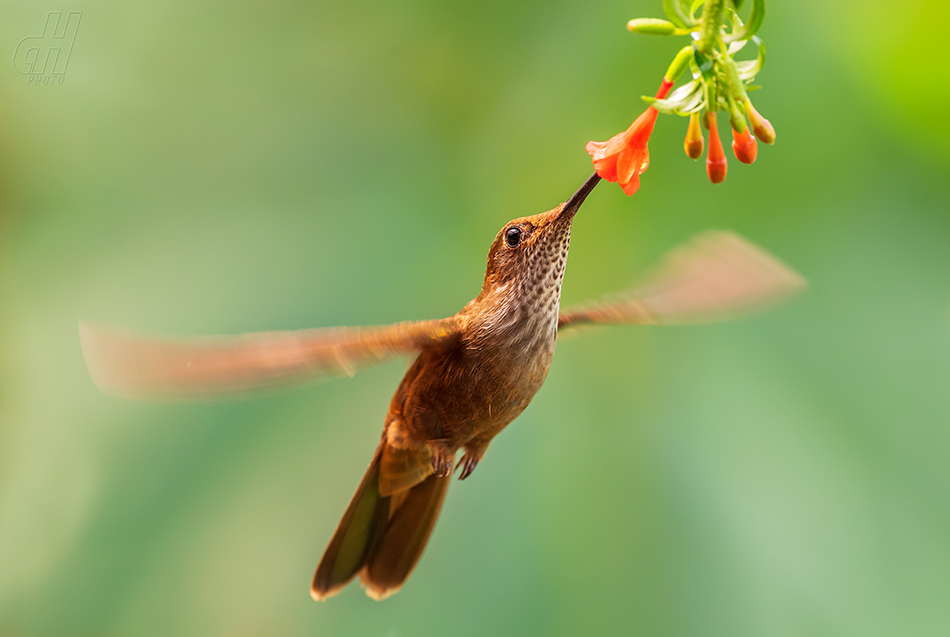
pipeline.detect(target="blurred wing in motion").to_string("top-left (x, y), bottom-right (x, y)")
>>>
top-left (80, 317), bottom-right (462, 401)
top-left (558, 231), bottom-right (805, 330)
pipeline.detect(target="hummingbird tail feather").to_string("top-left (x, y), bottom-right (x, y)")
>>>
top-left (311, 444), bottom-right (452, 601)
top-left (311, 445), bottom-right (390, 601)
top-left (360, 467), bottom-right (451, 600)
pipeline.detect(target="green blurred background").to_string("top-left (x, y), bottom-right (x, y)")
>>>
top-left (2, 0), bottom-right (949, 635)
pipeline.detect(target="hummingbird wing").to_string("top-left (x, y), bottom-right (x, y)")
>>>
top-left (79, 317), bottom-right (462, 401)
top-left (558, 231), bottom-right (805, 329)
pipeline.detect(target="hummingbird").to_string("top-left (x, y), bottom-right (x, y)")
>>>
top-left (80, 173), bottom-right (804, 601)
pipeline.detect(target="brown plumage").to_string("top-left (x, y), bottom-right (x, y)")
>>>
top-left (79, 173), bottom-right (805, 601)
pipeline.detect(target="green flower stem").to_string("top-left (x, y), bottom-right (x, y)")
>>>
top-left (720, 53), bottom-right (748, 102)
top-left (705, 72), bottom-right (718, 114)
top-left (698, 0), bottom-right (727, 53)
top-left (727, 94), bottom-right (746, 132)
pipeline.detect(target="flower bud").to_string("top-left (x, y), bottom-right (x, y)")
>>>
top-left (705, 112), bottom-right (727, 184)
top-left (744, 98), bottom-right (776, 144)
top-left (731, 125), bottom-right (757, 164)
top-left (684, 111), bottom-right (704, 159)
top-left (626, 18), bottom-right (676, 35)
top-left (664, 46), bottom-right (693, 84)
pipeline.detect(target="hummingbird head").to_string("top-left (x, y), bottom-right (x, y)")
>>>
top-left (479, 173), bottom-right (600, 302)
top-left (482, 174), bottom-right (600, 297)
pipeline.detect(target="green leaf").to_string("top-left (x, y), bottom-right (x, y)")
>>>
top-left (724, 0), bottom-right (765, 43)
top-left (728, 40), bottom-right (749, 55)
top-left (666, 79), bottom-right (703, 103)
top-left (662, 0), bottom-right (696, 27)
top-left (736, 36), bottom-right (766, 81)
top-left (644, 79), bottom-right (706, 115)
top-left (689, 0), bottom-right (705, 19)
top-left (693, 47), bottom-right (716, 82)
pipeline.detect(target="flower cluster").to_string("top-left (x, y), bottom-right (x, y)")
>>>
top-left (587, 0), bottom-right (775, 193)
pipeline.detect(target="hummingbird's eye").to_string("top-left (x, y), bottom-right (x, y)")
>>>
top-left (504, 227), bottom-right (523, 248)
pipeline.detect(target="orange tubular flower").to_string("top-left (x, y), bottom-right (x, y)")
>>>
top-left (731, 125), bottom-right (757, 164)
top-left (745, 98), bottom-right (776, 144)
top-left (705, 112), bottom-right (727, 184)
top-left (684, 111), bottom-right (704, 159)
top-left (586, 109), bottom-right (657, 195)
top-left (586, 79), bottom-right (673, 195)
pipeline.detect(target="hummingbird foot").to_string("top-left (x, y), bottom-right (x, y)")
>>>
top-left (429, 446), bottom-right (454, 477)
top-left (457, 446), bottom-right (486, 480)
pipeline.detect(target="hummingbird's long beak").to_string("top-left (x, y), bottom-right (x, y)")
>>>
top-left (559, 172), bottom-right (602, 221)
